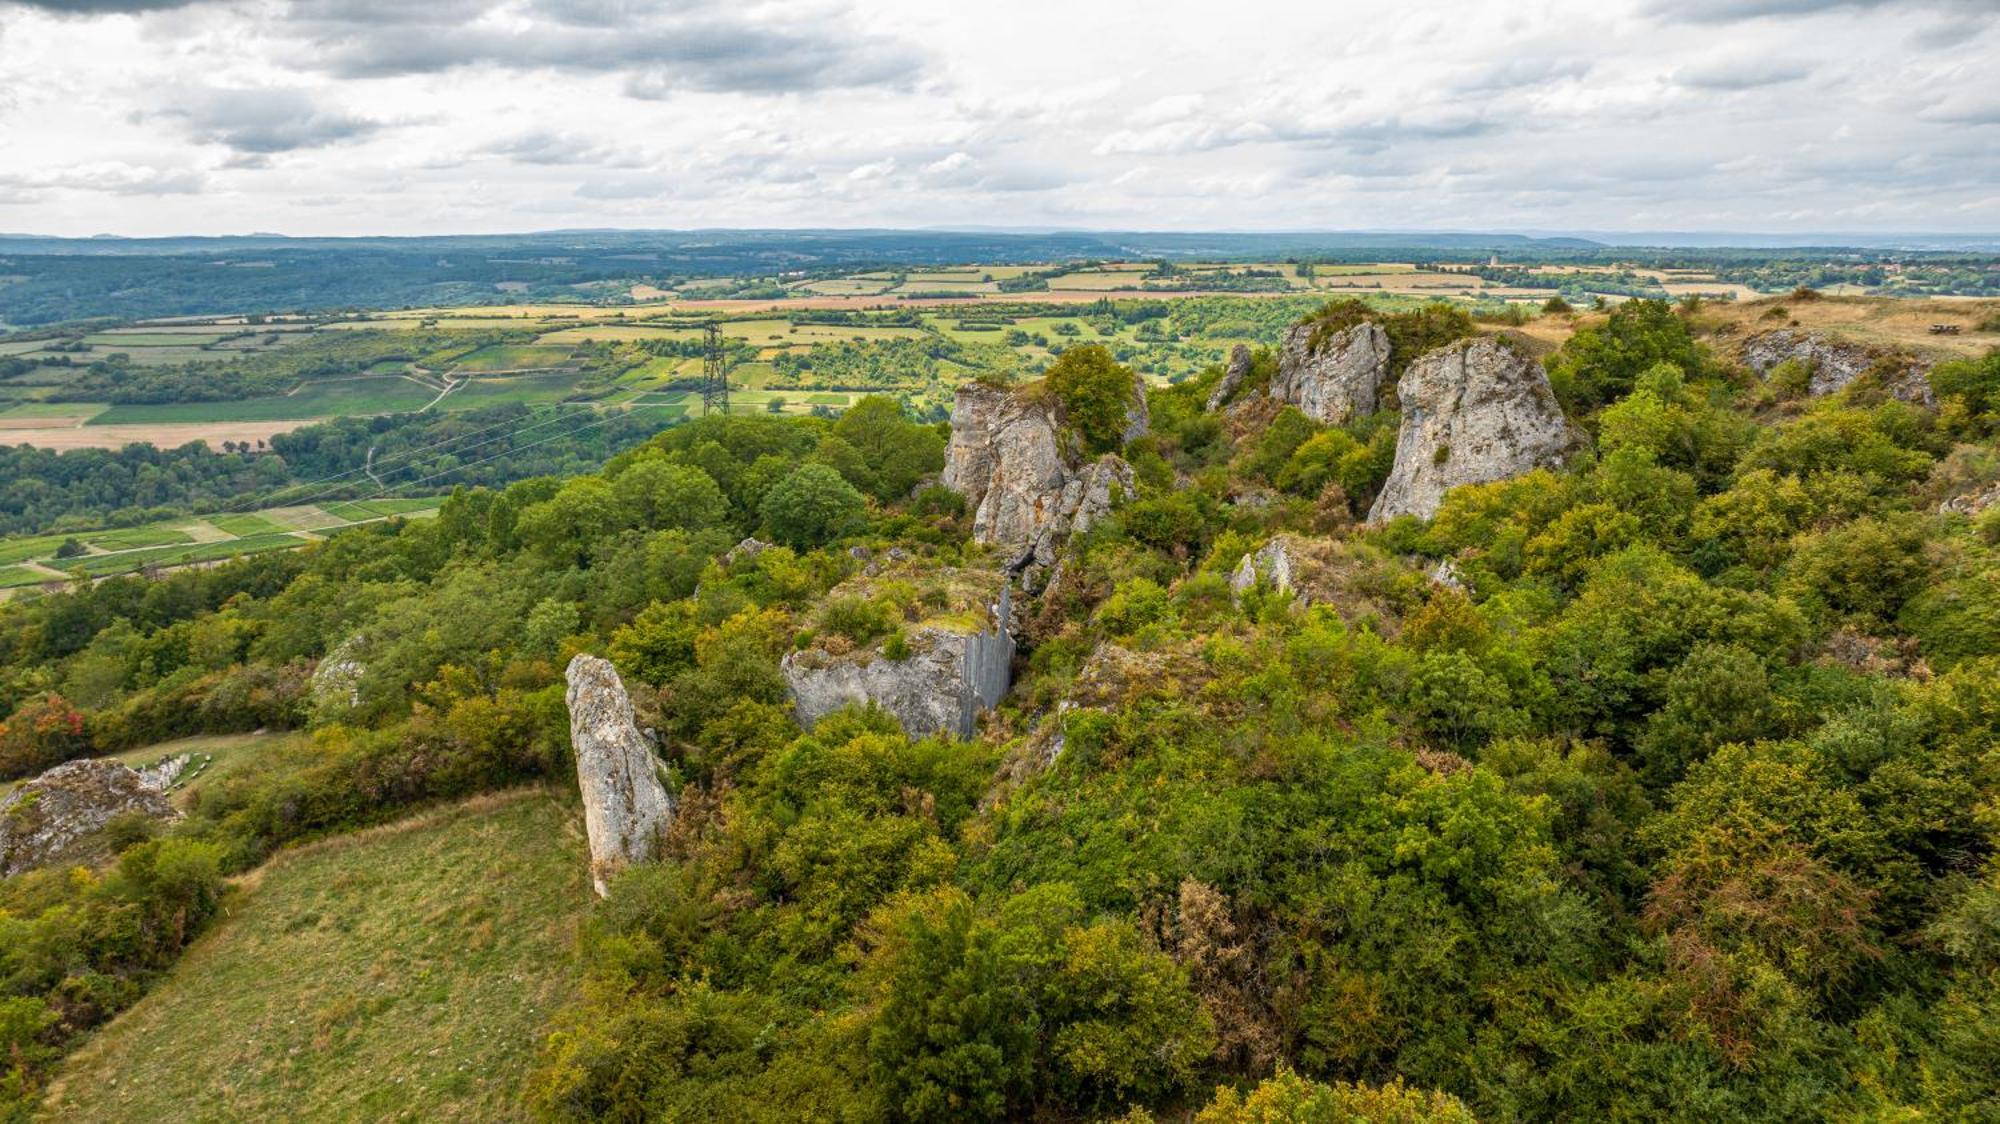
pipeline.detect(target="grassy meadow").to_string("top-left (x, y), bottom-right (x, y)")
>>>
top-left (41, 789), bottom-right (590, 1123)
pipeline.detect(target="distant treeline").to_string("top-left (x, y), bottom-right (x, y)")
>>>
top-left (8, 229), bottom-right (1994, 326)
top-left (0, 402), bottom-right (669, 538)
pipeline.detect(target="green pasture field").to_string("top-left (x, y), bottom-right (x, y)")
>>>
top-left (314, 498), bottom-right (439, 522)
top-left (1046, 271), bottom-right (1151, 290)
top-left (0, 565), bottom-right (50, 588)
top-left (83, 332), bottom-right (227, 347)
top-left (534, 324), bottom-right (703, 344)
top-left (0, 338), bottom-right (47, 355)
top-left (85, 524), bottom-right (197, 549)
top-left (0, 534), bottom-right (67, 565)
top-left (448, 343), bottom-right (576, 372)
top-left (796, 278), bottom-right (894, 295)
top-left (0, 522), bottom-right (195, 564)
top-left (206, 513), bottom-right (286, 537)
top-left (0, 399), bottom-right (108, 419)
top-left (90, 377), bottom-right (437, 424)
top-left (718, 319), bottom-right (927, 345)
top-left (892, 280), bottom-right (999, 295)
top-left (56, 532), bottom-right (310, 577)
top-left (443, 374), bottom-right (586, 408)
top-left (628, 404), bottom-right (691, 422)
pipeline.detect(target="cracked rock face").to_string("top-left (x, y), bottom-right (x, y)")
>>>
top-left (1, 759), bottom-right (178, 877)
top-left (1369, 337), bottom-right (1581, 523)
top-left (942, 382), bottom-right (1139, 573)
top-left (1207, 344), bottom-right (1254, 412)
top-left (565, 654), bottom-right (674, 897)
top-left (1741, 329), bottom-right (1934, 405)
top-left (1272, 321), bottom-right (1391, 424)
top-left (783, 626), bottom-right (979, 739)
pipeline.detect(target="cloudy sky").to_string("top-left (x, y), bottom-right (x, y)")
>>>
top-left (0, 0), bottom-right (1995, 237)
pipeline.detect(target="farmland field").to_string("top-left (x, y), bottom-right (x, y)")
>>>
top-left (315, 497), bottom-right (439, 522)
top-left (443, 373), bottom-right (589, 408)
top-left (0, 400), bottom-right (108, 423)
top-left (0, 499), bottom-right (444, 594)
top-left (83, 332), bottom-right (227, 347)
top-left (90, 377), bottom-right (438, 424)
top-left (448, 343), bottom-right (576, 372)
top-left (0, 565), bottom-right (50, 588)
top-left (56, 532), bottom-right (311, 576)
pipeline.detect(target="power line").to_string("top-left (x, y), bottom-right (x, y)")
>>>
top-left (206, 397), bottom-right (618, 517)
top-left (209, 399), bottom-right (585, 513)
top-left (338, 404), bottom-right (631, 510)
top-left (700, 322), bottom-right (729, 416)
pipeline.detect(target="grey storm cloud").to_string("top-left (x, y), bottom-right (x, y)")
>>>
top-left (2, 0), bottom-right (201, 11)
top-left (152, 88), bottom-right (386, 154)
top-left (284, 0), bottom-right (930, 94)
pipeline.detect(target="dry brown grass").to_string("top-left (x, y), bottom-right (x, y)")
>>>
top-left (1695, 294), bottom-right (2000, 362)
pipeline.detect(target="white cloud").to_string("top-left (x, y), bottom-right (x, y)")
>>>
top-left (0, 0), bottom-right (1991, 234)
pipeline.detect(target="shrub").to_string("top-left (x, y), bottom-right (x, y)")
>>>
top-left (760, 463), bottom-right (867, 549)
top-left (1045, 345), bottom-right (1139, 455)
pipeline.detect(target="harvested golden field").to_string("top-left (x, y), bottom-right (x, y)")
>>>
top-left (0, 418), bottom-right (326, 450)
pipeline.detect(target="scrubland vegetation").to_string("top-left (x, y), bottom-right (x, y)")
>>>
top-left (2, 292), bottom-right (1999, 1120)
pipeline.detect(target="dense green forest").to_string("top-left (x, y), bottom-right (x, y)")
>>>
top-left (0, 404), bottom-right (665, 538)
top-left (4, 300), bottom-right (2000, 1119)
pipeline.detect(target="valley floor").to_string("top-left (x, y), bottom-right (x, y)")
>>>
top-left (39, 788), bottom-right (589, 1122)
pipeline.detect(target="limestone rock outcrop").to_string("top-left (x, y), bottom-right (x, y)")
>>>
top-left (723, 537), bottom-right (773, 566)
top-left (1, 759), bottom-right (178, 877)
top-left (1272, 321), bottom-right (1391, 424)
top-left (136, 752), bottom-right (193, 791)
top-left (308, 635), bottom-right (365, 716)
top-left (783, 627), bottom-right (984, 739)
top-left (783, 569), bottom-right (1015, 740)
top-left (1369, 337), bottom-right (1581, 523)
top-left (1206, 344), bottom-right (1254, 411)
top-left (1940, 481), bottom-right (2000, 517)
top-left (1230, 536), bottom-right (1299, 597)
top-left (564, 654), bottom-right (675, 897)
top-left (1741, 329), bottom-right (1934, 404)
top-left (942, 382), bottom-right (1140, 573)
top-left (1224, 533), bottom-right (1402, 626)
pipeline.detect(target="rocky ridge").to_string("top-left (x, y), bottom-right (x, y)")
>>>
top-left (781, 574), bottom-right (1015, 740)
top-left (1741, 328), bottom-right (1935, 404)
top-left (1271, 320), bottom-right (1391, 424)
top-left (1206, 344), bottom-right (1254, 411)
top-left (942, 380), bottom-right (1142, 575)
top-left (0, 758), bottom-right (179, 877)
top-left (1369, 337), bottom-right (1582, 522)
